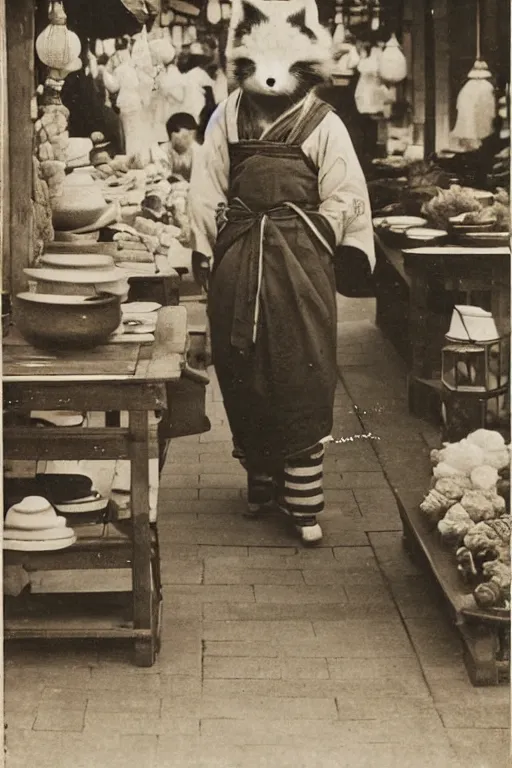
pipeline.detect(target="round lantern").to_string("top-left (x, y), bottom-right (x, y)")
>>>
top-left (36, 1), bottom-right (81, 70)
top-left (379, 33), bottom-right (407, 84)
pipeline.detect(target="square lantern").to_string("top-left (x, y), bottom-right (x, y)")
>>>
top-left (442, 340), bottom-right (509, 393)
top-left (441, 305), bottom-right (510, 442)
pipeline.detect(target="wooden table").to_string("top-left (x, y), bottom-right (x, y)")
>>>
top-left (3, 306), bottom-right (187, 666)
top-left (374, 238), bottom-right (511, 423)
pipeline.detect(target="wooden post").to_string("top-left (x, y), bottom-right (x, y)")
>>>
top-left (423, 0), bottom-right (436, 157)
top-left (0, 0), bottom-right (10, 293)
top-left (6, 0), bottom-right (35, 295)
top-left (433, 0), bottom-right (450, 153)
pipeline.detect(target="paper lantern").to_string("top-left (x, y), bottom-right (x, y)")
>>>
top-left (379, 33), bottom-right (407, 84)
top-left (221, 1), bottom-right (232, 20)
top-left (36, 1), bottom-right (81, 70)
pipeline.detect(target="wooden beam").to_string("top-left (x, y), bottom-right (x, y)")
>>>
top-left (6, 0), bottom-right (35, 295)
top-left (423, 0), bottom-right (436, 157)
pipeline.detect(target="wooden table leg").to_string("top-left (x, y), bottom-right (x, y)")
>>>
top-left (129, 410), bottom-right (157, 667)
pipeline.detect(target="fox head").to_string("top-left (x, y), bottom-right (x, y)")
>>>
top-left (226, 0), bottom-right (334, 98)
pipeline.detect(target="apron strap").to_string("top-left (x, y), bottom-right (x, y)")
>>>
top-left (285, 93), bottom-right (333, 146)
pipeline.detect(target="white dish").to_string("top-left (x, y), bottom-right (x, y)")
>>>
top-left (3, 534), bottom-right (77, 551)
top-left (123, 321), bottom-right (157, 335)
top-left (40, 253), bottom-right (115, 270)
top-left (24, 267), bottom-right (125, 284)
top-left (121, 302), bottom-right (161, 314)
top-left (405, 227), bottom-right (448, 239)
top-left (373, 216), bottom-right (427, 231)
top-left (55, 493), bottom-right (108, 514)
top-left (17, 292), bottom-right (107, 305)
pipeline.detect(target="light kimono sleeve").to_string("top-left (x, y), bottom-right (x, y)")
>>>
top-left (188, 101), bottom-right (230, 259)
top-left (303, 111), bottom-right (375, 271)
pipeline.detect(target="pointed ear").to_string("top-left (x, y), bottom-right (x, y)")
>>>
top-left (239, 0), bottom-right (268, 27)
top-left (287, 4), bottom-right (319, 40)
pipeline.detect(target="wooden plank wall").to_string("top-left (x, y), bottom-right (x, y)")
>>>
top-left (5, 0), bottom-right (35, 296)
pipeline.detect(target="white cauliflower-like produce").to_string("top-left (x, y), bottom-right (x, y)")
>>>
top-left (433, 462), bottom-right (464, 479)
top-left (470, 465), bottom-right (499, 491)
top-left (434, 475), bottom-right (472, 501)
top-left (460, 490), bottom-right (496, 522)
top-left (438, 439), bottom-right (485, 475)
top-left (438, 503), bottom-right (475, 539)
top-left (420, 488), bottom-right (453, 522)
top-left (481, 491), bottom-right (507, 516)
top-left (467, 429), bottom-right (506, 452)
top-left (483, 449), bottom-right (510, 472)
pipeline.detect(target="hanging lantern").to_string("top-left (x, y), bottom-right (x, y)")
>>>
top-left (441, 306), bottom-right (510, 441)
top-left (221, 1), bottom-right (232, 21)
top-left (36, 1), bottom-right (81, 70)
top-left (379, 33), bottom-right (407, 84)
top-left (207, 0), bottom-right (222, 25)
top-left (450, 0), bottom-right (496, 148)
top-left (371, 1), bottom-right (380, 31)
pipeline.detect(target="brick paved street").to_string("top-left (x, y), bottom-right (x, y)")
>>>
top-left (4, 298), bottom-right (510, 768)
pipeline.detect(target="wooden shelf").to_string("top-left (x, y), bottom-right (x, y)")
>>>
top-left (396, 490), bottom-right (510, 686)
top-left (3, 427), bottom-right (131, 461)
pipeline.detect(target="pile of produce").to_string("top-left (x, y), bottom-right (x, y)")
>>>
top-left (422, 185), bottom-right (510, 232)
top-left (368, 159), bottom-right (452, 216)
top-left (420, 429), bottom-right (510, 610)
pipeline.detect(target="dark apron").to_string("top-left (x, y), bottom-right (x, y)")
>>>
top-left (208, 96), bottom-right (338, 472)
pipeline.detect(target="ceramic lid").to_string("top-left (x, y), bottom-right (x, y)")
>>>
top-left (40, 253), bottom-right (115, 270)
top-left (24, 266), bottom-right (125, 284)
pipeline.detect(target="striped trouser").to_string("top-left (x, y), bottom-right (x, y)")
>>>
top-left (245, 443), bottom-right (325, 523)
top-left (282, 443), bottom-right (325, 523)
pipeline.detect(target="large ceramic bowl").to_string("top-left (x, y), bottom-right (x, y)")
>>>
top-left (13, 292), bottom-right (122, 350)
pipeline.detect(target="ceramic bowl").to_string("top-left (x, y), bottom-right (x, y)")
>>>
top-left (53, 231), bottom-right (100, 243)
top-left (373, 215), bottom-right (427, 231)
top-left (449, 213), bottom-right (497, 235)
top-left (13, 292), bottom-right (122, 350)
top-left (403, 227), bottom-right (449, 247)
top-left (54, 493), bottom-right (109, 515)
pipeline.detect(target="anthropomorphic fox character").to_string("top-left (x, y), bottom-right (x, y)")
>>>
top-left (189, 0), bottom-right (375, 544)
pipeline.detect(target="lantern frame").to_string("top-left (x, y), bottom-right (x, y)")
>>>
top-left (441, 335), bottom-right (510, 394)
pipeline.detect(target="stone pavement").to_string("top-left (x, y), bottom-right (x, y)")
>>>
top-left (4, 297), bottom-right (510, 768)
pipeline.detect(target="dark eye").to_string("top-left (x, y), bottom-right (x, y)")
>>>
top-left (289, 61), bottom-right (322, 76)
top-left (233, 57), bottom-right (256, 78)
